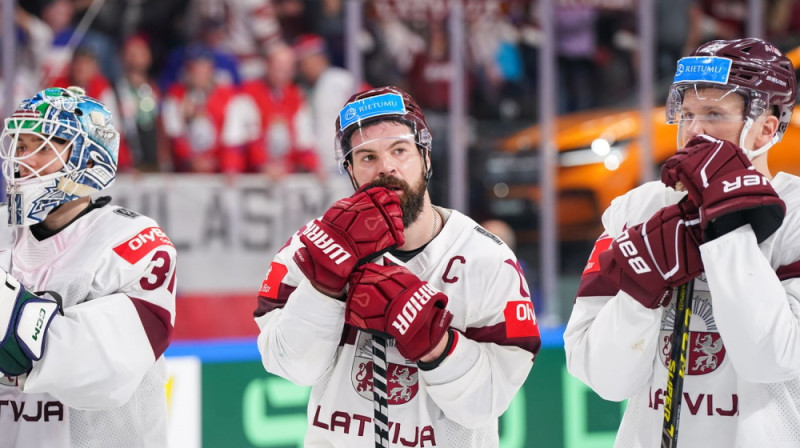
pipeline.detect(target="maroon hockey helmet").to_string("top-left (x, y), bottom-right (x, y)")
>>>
top-left (666, 38), bottom-right (796, 156)
top-left (334, 86), bottom-right (432, 175)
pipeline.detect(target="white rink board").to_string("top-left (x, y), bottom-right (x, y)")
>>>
top-left (107, 173), bottom-right (353, 293)
top-left (166, 356), bottom-right (202, 448)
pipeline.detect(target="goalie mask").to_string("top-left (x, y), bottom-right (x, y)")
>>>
top-left (335, 86), bottom-right (433, 181)
top-left (0, 86), bottom-right (119, 227)
top-left (666, 38), bottom-right (796, 158)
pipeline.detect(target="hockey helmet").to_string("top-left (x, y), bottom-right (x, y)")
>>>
top-left (0, 86), bottom-right (120, 226)
top-left (334, 86), bottom-right (432, 178)
top-left (666, 38), bottom-right (796, 158)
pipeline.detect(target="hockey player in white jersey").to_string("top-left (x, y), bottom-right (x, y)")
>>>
top-left (564, 38), bottom-right (800, 447)
top-left (0, 86), bottom-right (177, 446)
top-left (254, 86), bottom-right (540, 447)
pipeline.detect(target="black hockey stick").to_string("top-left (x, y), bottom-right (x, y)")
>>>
top-left (661, 280), bottom-right (694, 448)
top-left (372, 335), bottom-right (390, 448)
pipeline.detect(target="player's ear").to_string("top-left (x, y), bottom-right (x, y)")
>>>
top-left (755, 114), bottom-right (780, 148)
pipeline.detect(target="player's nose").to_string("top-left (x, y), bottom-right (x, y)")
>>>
top-left (376, 155), bottom-right (398, 177)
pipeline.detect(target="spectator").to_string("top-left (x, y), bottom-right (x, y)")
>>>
top-left (0, 6), bottom-right (53, 107)
top-left (51, 46), bottom-right (132, 171)
top-left (293, 33), bottom-right (357, 175)
top-left (407, 22), bottom-right (453, 112)
top-left (161, 45), bottom-right (255, 173)
top-left (555, 5), bottom-right (599, 113)
top-left (39, 0), bottom-right (119, 87)
top-left (697, 0), bottom-right (746, 42)
top-left (193, 0), bottom-right (282, 80)
top-left (117, 34), bottom-right (166, 172)
top-left (157, 17), bottom-right (242, 93)
top-left (241, 42), bottom-right (319, 179)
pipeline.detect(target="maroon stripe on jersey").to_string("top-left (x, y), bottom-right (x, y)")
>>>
top-left (254, 283), bottom-right (297, 317)
top-left (130, 297), bottom-right (172, 358)
top-left (777, 260), bottom-right (800, 281)
top-left (464, 323), bottom-right (541, 358)
top-left (575, 271), bottom-right (620, 300)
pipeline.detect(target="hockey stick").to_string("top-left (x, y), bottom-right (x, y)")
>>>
top-left (661, 280), bottom-right (694, 448)
top-left (372, 335), bottom-right (390, 448)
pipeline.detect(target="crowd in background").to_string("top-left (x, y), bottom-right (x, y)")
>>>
top-left (3, 0), bottom-right (800, 178)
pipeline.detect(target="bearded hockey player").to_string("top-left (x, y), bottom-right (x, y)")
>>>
top-left (254, 86), bottom-right (540, 447)
top-left (0, 86), bottom-right (176, 447)
top-left (565, 38), bottom-right (800, 447)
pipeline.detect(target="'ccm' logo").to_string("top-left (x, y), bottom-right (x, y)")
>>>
top-left (302, 222), bottom-right (352, 265)
top-left (31, 308), bottom-right (47, 341)
top-left (391, 283), bottom-right (439, 335)
top-left (616, 230), bottom-right (652, 274)
top-left (722, 174), bottom-right (768, 193)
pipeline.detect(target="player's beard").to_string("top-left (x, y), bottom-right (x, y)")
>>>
top-left (371, 174), bottom-right (426, 229)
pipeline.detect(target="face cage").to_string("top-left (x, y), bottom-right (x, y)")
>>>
top-left (666, 84), bottom-right (780, 158)
top-left (0, 126), bottom-right (78, 187)
top-left (335, 119), bottom-right (432, 173)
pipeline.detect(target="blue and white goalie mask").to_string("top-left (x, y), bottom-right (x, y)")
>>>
top-left (0, 86), bottom-right (120, 227)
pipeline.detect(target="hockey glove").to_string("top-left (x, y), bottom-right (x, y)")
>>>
top-left (599, 198), bottom-right (704, 309)
top-left (0, 270), bottom-right (62, 376)
top-left (293, 185), bottom-right (405, 296)
top-left (346, 263), bottom-right (453, 362)
top-left (661, 134), bottom-right (785, 242)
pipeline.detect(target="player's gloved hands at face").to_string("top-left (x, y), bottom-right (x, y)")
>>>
top-left (0, 270), bottom-right (62, 376)
top-left (661, 134), bottom-right (785, 242)
top-left (599, 198), bottom-right (704, 309)
top-left (293, 185), bottom-right (405, 297)
top-left (345, 263), bottom-right (453, 362)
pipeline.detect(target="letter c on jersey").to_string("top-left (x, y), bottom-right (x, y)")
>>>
top-left (442, 256), bottom-right (465, 283)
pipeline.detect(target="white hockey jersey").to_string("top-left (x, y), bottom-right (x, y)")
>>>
top-left (255, 207), bottom-right (540, 447)
top-left (564, 173), bottom-right (800, 448)
top-left (0, 198), bottom-right (177, 447)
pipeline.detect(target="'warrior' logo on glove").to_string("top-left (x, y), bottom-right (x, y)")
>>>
top-left (300, 221), bottom-right (353, 265)
top-left (391, 283), bottom-right (440, 335)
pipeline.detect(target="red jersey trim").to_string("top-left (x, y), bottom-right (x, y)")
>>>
top-left (114, 227), bottom-right (174, 264)
top-left (259, 262), bottom-right (288, 299)
top-left (504, 300), bottom-right (540, 339)
top-left (583, 234), bottom-right (613, 276)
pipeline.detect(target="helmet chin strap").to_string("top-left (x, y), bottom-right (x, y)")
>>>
top-left (738, 117), bottom-right (778, 160)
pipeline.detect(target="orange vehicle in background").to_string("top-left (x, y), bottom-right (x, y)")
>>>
top-left (485, 47), bottom-right (800, 243)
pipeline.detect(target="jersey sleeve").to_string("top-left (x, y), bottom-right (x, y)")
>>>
top-left (420, 248), bottom-right (540, 428)
top-left (563, 184), bottom-right (670, 401)
top-left (253, 222), bottom-right (346, 386)
top-left (700, 225), bottom-right (800, 383)
top-left (23, 222), bottom-right (177, 409)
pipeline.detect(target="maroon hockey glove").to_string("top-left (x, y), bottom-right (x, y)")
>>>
top-left (661, 135), bottom-right (785, 242)
top-left (599, 199), bottom-right (704, 309)
top-left (346, 263), bottom-right (453, 362)
top-left (293, 186), bottom-right (405, 296)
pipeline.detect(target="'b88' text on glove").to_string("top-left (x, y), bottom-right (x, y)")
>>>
top-left (0, 270), bottom-right (62, 376)
top-left (661, 134), bottom-right (785, 242)
top-left (293, 186), bottom-right (405, 296)
top-left (599, 200), bottom-right (704, 309)
top-left (346, 263), bottom-right (453, 362)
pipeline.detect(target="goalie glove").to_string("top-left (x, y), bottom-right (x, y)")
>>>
top-left (0, 270), bottom-right (62, 376)
top-left (293, 185), bottom-right (404, 297)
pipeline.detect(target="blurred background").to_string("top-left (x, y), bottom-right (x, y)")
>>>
top-left (3, 0), bottom-right (800, 446)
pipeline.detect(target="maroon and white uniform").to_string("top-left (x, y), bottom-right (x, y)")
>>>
top-left (255, 207), bottom-right (540, 447)
top-left (0, 198), bottom-right (177, 447)
top-left (565, 174), bottom-right (800, 448)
